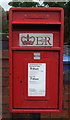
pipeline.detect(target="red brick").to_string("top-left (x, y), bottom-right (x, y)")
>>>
top-left (2, 68), bottom-right (9, 77)
top-left (2, 96), bottom-right (9, 104)
top-left (63, 101), bottom-right (70, 109)
top-left (2, 59), bottom-right (9, 68)
top-left (2, 113), bottom-right (12, 118)
top-left (63, 93), bottom-right (70, 101)
top-left (64, 85), bottom-right (70, 93)
top-left (41, 113), bottom-right (51, 118)
top-left (2, 87), bottom-right (9, 95)
top-left (2, 77), bottom-right (9, 87)
top-left (0, 50), bottom-right (9, 59)
top-left (2, 104), bottom-right (9, 113)
top-left (0, 69), bottom-right (9, 78)
top-left (12, 113), bottom-right (29, 118)
top-left (51, 110), bottom-right (70, 118)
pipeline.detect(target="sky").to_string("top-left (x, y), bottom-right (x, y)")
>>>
top-left (0, 0), bottom-right (11, 11)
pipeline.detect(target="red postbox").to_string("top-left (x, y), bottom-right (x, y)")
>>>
top-left (9, 7), bottom-right (64, 113)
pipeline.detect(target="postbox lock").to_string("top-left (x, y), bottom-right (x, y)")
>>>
top-left (20, 80), bottom-right (22, 83)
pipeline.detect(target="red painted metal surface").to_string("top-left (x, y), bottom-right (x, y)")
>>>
top-left (9, 7), bottom-right (64, 113)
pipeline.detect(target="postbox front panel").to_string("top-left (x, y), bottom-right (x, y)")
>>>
top-left (12, 51), bottom-right (59, 109)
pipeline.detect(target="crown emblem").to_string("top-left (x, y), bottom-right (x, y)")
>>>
top-left (21, 34), bottom-right (35, 45)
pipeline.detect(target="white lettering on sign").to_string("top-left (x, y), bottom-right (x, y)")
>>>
top-left (19, 33), bottom-right (53, 46)
top-left (28, 63), bottom-right (46, 96)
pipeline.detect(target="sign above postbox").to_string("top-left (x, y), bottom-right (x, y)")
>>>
top-left (19, 33), bottom-right (53, 46)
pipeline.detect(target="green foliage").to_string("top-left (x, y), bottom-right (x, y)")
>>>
top-left (44, 2), bottom-right (66, 8)
top-left (8, 2), bottom-right (39, 7)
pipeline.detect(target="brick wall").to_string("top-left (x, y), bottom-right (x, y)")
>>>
top-left (1, 33), bottom-right (70, 119)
